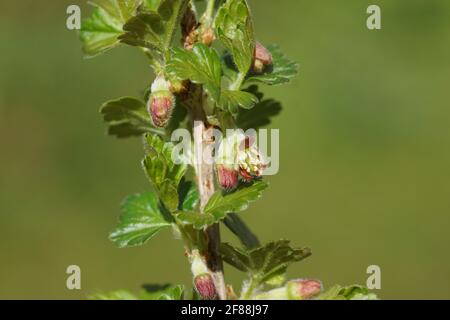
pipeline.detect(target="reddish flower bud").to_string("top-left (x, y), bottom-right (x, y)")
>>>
top-left (147, 76), bottom-right (175, 128)
top-left (216, 132), bottom-right (242, 191)
top-left (201, 27), bottom-right (216, 46)
top-left (287, 279), bottom-right (322, 300)
top-left (216, 164), bottom-right (239, 191)
top-left (253, 42), bottom-right (273, 73)
top-left (194, 273), bottom-right (218, 300)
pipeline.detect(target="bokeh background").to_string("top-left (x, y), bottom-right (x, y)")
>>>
top-left (1, 0), bottom-right (450, 299)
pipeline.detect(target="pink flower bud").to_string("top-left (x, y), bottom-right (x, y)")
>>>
top-left (147, 76), bottom-right (175, 128)
top-left (215, 132), bottom-right (242, 191)
top-left (194, 273), bottom-right (218, 300)
top-left (216, 164), bottom-right (239, 191)
top-left (287, 279), bottom-right (322, 300)
top-left (253, 42), bottom-right (273, 73)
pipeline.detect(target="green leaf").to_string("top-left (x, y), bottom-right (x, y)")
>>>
top-left (236, 86), bottom-right (282, 130)
top-left (165, 102), bottom-right (188, 135)
top-left (89, 289), bottom-right (139, 300)
top-left (219, 90), bottom-right (258, 116)
top-left (176, 181), bottom-right (268, 229)
top-left (142, 0), bottom-right (162, 11)
top-left (215, 0), bottom-right (255, 75)
top-left (220, 240), bottom-right (311, 283)
top-left (245, 45), bottom-right (299, 86)
top-left (109, 192), bottom-right (172, 248)
top-left (167, 44), bottom-right (222, 102)
top-left (175, 211), bottom-right (216, 230)
top-left (317, 285), bottom-right (378, 300)
top-left (142, 133), bottom-right (188, 211)
top-left (119, 0), bottom-right (189, 53)
top-left (141, 284), bottom-right (185, 300)
top-left (100, 97), bottom-right (163, 138)
top-left (89, 284), bottom-right (185, 300)
top-left (178, 180), bottom-right (199, 211)
top-left (90, 0), bottom-right (142, 22)
top-left (223, 213), bottom-right (260, 249)
top-left (80, 0), bottom-right (141, 57)
top-left (205, 181), bottom-right (268, 218)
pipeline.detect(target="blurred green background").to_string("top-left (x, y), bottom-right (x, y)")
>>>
top-left (1, 0), bottom-right (450, 299)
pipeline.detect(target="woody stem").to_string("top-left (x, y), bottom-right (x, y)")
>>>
top-left (192, 108), bottom-right (227, 300)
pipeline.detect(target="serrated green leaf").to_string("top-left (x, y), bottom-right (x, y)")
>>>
top-left (119, 0), bottom-right (189, 53)
top-left (220, 240), bottom-right (311, 285)
top-left (219, 90), bottom-right (258, 116)
top-left (219, 243), bottom-right (251, 272)
top-left (167, 44), bottom-right (222, 102)
top-left (223, 213), bottom-right (260, 249)
top-left (205, 181), bottom-right (268, 219)
top-left (80, 0), bottom-right (141, 57)
top-left (142, 133), bottom-right (188, 211)
top-left (176, 181), bottom-right (268, 229)
top-left (249, 241), bottom-right (311, 283)
top-left (236, 86), bottom-right (282, 130)
top-left (119, 12), bottom-right (163, 50)
top-left (101, 97), bottom-right (146, 122)
top-left (215, 0), bottom-right (255, 75)
top-left (317, 284), bottom-right (378, 300)
top-left (245, 45), bottom-right (299, 86)
top-left (109, 192), bottom-right (172, 248)
top-left (90, 0), bottom-right (142, 22)
top-left (100, 97), bottom-right (163, 138)
top-left (141, 284), bottom-right (184, 300)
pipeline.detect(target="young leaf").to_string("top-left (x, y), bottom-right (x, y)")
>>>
top-left (220, 240), bottom-right (311, 284)
top-left (89, 289), bottom-right (139, 300)
top-left (215, 0), bottom-right (255, 75)
top-left (119, 0), bottom-right (189, 53)
top-left (206, 180), bottom-right (267, 218)
top-left (176, 181), bottom-right (268, 229)
top-left (245, 45), bottom-right (299, 86)
top-left (317, 285), bottom-right (378, 300)
top-left (175, 211), bottom-right (216, 229)
top-left (90, 0), bottom-right (142, 22)
top-left (142, 133), bottom-right (188, 211)
top-left (167, 44), bottom-right (222, 102)
top-left (89, 284), bottom-right (185, 300)
top-left (219, 90), bottom-right (258, 116)
top-left (223, 213), bottom-right (260, 249)
top-left (100, 97), bottom-right (164, 138)
top-left (80, 0), bottom-right (142, 57)
top-left (178, 180), bottom-right (199, 211)
top-left (236, 86), bottom-right (282, 130)
top-left (141, 284), bottom-right (185, 300)
top-left (109, 192), bottom-right (173, 248)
